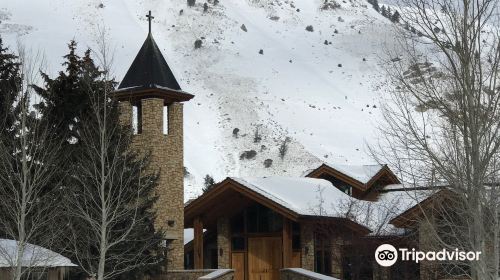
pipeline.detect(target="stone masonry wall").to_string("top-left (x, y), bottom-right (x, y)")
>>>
top-left (300, 223), bottom-right (314, 271)
top-left (118, 99), bottom-right (185, 270)
top-left (330, 236), bottom-right (343, 279)
top-left (217, 217), bottom-right (231, 269)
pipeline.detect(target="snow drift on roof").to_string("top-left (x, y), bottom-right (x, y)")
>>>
top-left (0, 239), bottom-right (76, 268)
top-left (231, 176), bottom-right (350, 217)
top-left (324, 163), bottom-right (384, 184)
top-left (336, 186), bottom-right (434, 235)
top-left (229, 177), bottom-right (433, 235)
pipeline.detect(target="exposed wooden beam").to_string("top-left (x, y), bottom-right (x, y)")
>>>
top-left (282, 218), bottom-right (293, 268)
top-left (193, 217), bottom-right (204, 269)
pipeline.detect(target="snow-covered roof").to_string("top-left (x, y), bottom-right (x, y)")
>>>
top-left (231, 177), bottom-right (352, 217)
top-left (0, 239), bottom-right (77, 268)
top-left (230, 177), bottom-right (433, 235)
top-left (324, 163), bottom-right (384, 184)
top-left (339, 186), bottom-right (435, 235)
top-left (304, 163), bottom-right (386, 185)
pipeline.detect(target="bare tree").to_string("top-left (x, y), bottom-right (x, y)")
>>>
top-left (64, 30), bottom-right (162, 280)
top-left (375, 0), bottom-right (500, 278)
top-left (0, 43), bottom-right (64, 280)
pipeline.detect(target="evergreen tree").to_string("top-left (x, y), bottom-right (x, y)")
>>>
top-left (203, 174), bottom-right (216, 192)
top-left (391, 11), bottom-right (401, 23)
top-left (0, 38), bottom-right (20, 131)
top-left (381, 5), bottom-right (387, 17)
top-left (33, 41), bottom-right (95, 146)
top-left (372, 0), bottom-right (380, 12)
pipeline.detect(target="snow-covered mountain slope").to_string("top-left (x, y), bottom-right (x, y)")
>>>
top-left (1, 0), bottom-right (402, 200)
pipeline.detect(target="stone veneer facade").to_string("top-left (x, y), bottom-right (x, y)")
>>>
top-left (118, 98), bottom-right (185, 270)
top-left (217, 216), bottom-right (231, 269)
top-left (300, 223), bottom-right (315, 271)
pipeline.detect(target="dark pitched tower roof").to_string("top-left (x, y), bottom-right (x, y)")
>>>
top-left (118, 33), bottom-right (181, 90)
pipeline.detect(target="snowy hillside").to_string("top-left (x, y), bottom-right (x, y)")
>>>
top-left (1, 0), bottom-right (403, 200)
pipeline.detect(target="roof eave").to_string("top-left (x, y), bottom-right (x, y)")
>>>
top-left (112, 86), bottom-right (194, 103)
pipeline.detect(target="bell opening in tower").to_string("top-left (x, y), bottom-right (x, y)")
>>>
top-left (132, 102), bottom-right (142, 135)
top-left (163, 105), bottom-right (169, 135)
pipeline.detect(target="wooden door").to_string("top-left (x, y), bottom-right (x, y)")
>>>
top-left (232, 252), bottom-right (245, 280)
top-left (248, 237), bottom-right (283, 280)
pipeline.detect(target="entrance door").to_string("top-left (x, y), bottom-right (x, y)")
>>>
top-left (248, 237), bottom-right (283, 280)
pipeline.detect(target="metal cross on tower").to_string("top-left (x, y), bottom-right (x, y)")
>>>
top-left (146, 11), bottom-right (154, 34)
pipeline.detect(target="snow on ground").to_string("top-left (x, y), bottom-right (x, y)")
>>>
top-left (1, 0), bottom-right (405, 200)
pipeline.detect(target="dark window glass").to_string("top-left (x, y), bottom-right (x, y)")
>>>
top-left (210, 249), bottom-right (219, 269)
top-left (292, 234), bottom-right (301, 250)
top-left (247, 204), bottom-right (282, 233)
top-left (314, 233), bottom-right (332, 276)
top-left (247, 206), bottom-right (258, 232)
top-left (230, 212), bottom-right (244, 234)
top-left (232, 237), bottom-right (245, 250)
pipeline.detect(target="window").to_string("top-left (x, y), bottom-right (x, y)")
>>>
top-left (292, 222), bottom-right (301, 250)
top-left (232, 237), bottom-right (245, 251)
top-left (314, 234), bottom-right (332, 276)
top-left (230, 212), bottom-right (244, 234)
top-left (163, 105), bottom-right (169, 135)
top-left (246, 204), bottom-right (282, 233)
top-left (132, 103), bottom-right (142, 135)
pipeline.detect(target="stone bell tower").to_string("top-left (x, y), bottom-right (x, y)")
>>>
top-left (113, 11), bottom-right (193, 270)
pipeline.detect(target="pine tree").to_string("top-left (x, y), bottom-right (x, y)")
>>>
top-left (381, 5), bottom-right (387, 17)
top-left (203, 174), bottom-right (216, 192)
top-left (0, 38), bottom-right (20, 131)
top-left (34, 41), bottom-right (96, 146)
top-left (391, 11), bottom-right (401, 23)
top-left (371, 0), bottom-right (379, 12)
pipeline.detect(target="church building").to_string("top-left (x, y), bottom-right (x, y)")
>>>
top-left (114, 12), bottom-right (438, 280)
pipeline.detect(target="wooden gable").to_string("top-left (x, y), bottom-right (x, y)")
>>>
top-left (390, 189), bottom-right (447, 228)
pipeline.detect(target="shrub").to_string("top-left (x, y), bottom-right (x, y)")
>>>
top-left (264, 159), bottom-right (273, 168)
top-left (187, 0), bottom-right (196, 6)
top-left (254, 127), bottom-right (262, 143)
top-left (194, 39), bottom-right (203, 49)
top-left (305, 25), bottom-right (314, 32)
top-left (240, 150), bottom-right (257, 160)
top-left (279, 137), bottom-right (291, 159)
top-left (203, 2), bottom-right (208, 12)
top-left (233, 128), bottom-right (240, 137)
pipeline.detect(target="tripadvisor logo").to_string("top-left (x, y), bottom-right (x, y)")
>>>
top-left (375, 244), bottom-right (398, 267)
top-left (375, 244), bottom-right (482, 267)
